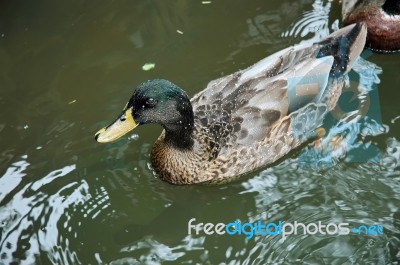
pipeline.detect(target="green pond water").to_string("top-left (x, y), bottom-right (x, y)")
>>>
top-left (1, 0), bottom-right (400, 264)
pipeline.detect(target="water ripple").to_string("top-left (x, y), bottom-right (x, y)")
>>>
top-left (0, 162), bottom-right (92, 264)
top-left (0, 155), bottom-right (30, 202)
top-left (282, 0), bottom-right (336, 43)
top-left (111, 235), bottom-right (206, 264)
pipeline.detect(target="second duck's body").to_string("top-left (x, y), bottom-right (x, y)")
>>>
top-left (342, 0), bottom-right (400, 53)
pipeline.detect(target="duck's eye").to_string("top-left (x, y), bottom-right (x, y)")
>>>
top-left (146, 98), bottom-right (157, 107)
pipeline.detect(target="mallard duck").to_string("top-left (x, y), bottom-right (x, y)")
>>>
top-left (342, 0), bottom-right (400, 53)
top-left (95, 23), bottom-right (367, 185)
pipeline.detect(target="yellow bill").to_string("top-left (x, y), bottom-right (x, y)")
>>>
top-left (95, 108), bottom-right (137, 143)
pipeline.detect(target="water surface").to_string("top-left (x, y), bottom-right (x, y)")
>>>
top-left (1, 0), bottom-right (400, 264)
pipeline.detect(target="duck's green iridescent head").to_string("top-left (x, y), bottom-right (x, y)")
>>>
top-left (95, 79), bottom-right (194, 148)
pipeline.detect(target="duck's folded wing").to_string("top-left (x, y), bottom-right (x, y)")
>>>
top-left (192, 23), bottom-right (366, 146)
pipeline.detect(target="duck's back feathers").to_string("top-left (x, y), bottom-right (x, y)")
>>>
top-left (152, 23), bottom-right (367, 184)
top-left (191, 23), bottom-right (366, 148)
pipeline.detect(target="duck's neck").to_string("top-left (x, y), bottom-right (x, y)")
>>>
top-left (383, 0), bottom-right (400, 15)
top-left (164, 109), bottom-right (195, 150)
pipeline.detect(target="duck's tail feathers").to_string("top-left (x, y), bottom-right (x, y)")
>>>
top-left (316, 22), bottom-right (367, 77)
